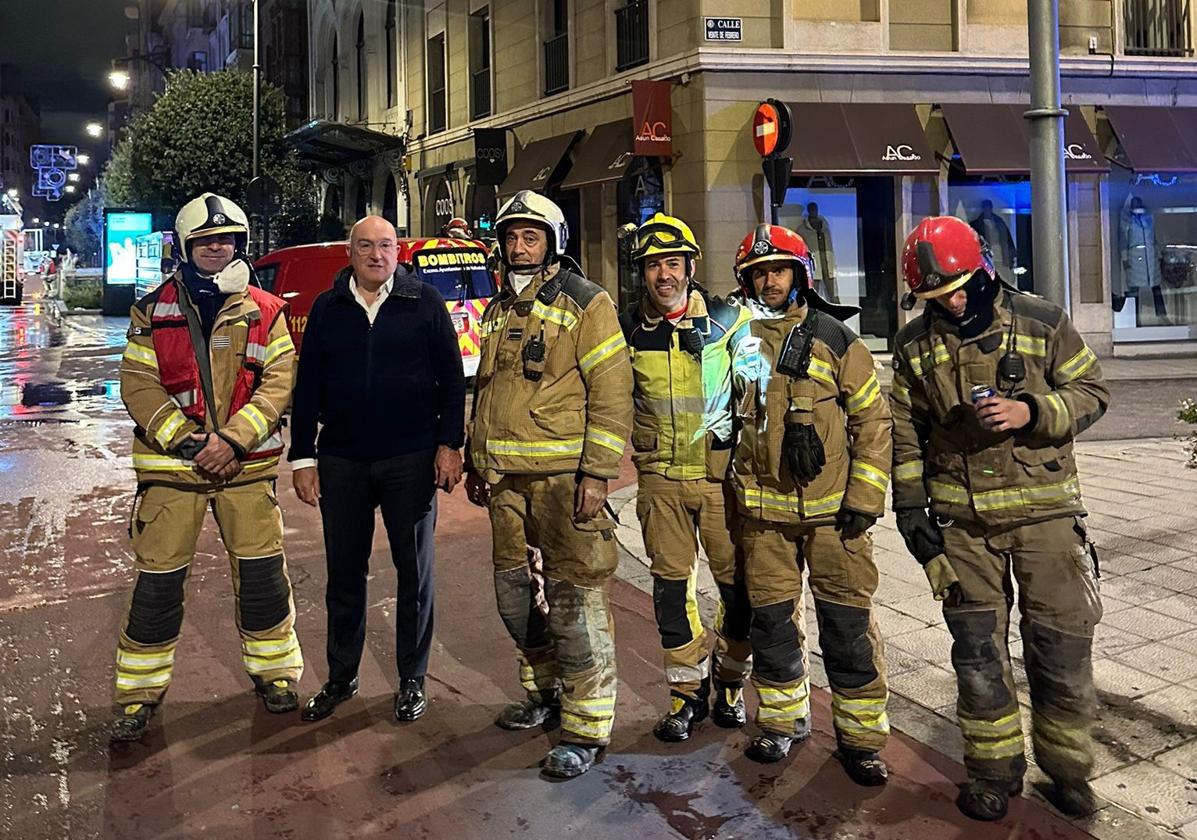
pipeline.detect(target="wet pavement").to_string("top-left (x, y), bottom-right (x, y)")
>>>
top-left (0, 295), bottom-right (1142, 839)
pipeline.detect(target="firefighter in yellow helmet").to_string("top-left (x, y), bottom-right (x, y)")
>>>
top-left (111, 193), bottom-right (302, 742)
top-left (728, 224), bottom-right (893, 785)
top-left (464, 190), bottom-right (633, 779)
top-left (891, 216), bottom-right (1109, 821)
top-left (618, 213), bottom-right (754, 741)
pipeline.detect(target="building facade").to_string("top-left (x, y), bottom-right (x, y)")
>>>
top-left (0, 64), bottom-right (45, 223)
top-left (304, 0), bottom-right (1197, 354)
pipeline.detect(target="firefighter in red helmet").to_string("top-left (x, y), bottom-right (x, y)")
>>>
top-left (727, 224), bottom-right (893, 785)
top-left (890, 215), bottom-right (1109, 821)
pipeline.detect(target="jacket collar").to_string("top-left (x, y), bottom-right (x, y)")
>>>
top-left (332, 264), bottom-right (421, 302)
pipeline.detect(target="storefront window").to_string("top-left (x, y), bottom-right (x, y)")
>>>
top-left (946, 177), bottom-right (1034, 293)
top-left (615, 162), bottom-right (665, 311)
top-left (779, 177), bottom-right (898, 351)
top-left (1109, 172), bottom-right (1197, 341)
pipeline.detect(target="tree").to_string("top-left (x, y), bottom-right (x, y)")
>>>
top-left (63, 181), bottom-right (107, 261)
top-left (103, 69), bottom-right (318, 246)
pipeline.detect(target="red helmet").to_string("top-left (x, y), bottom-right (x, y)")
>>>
top-left (901, 216), bottom-right (994, 300)
top-left (443, 217), bottom-right (471, 236)
top-left (733, 224), bottom-right (815, 298)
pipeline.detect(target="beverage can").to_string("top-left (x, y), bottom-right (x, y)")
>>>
top-left (970, 385), bottom-right (996, 404)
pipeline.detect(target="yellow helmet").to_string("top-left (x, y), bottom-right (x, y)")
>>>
top-left (631, 213), bottom-right (701, 263)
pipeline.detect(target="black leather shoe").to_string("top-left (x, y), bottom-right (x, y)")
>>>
top-left (394, 678), bottom-right (426, 722)
top-left (652, 694), bottom-right (709, 742)
top-left (301, 678), bottom-right (359, 722)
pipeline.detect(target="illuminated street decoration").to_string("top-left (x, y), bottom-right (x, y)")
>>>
top-left (29, 145), bottom-right (79, 202)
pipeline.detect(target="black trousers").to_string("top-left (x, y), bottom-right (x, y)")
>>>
top-left (318, 450), bottom-right (437, 685)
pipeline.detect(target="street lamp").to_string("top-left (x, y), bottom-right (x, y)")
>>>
top-left (68, 173), bottom-right (80, 183)
top-left (77, 153), bottom-right (91, 166)
top-left (5, 188), bottom-right (16, 198)
top-left (31, 218), bottom-right (39, 224)
top-left (52, 223), bottom-right (60, 229)
top-left (65, 185), bottom-right (77, 194)
top-left (85, 122), bottom-right (104, 138)
top-left (108, 70), bottom-right (131, 91)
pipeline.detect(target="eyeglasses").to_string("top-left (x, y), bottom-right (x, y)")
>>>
top-left (354, 240), bottom-right (397, 255)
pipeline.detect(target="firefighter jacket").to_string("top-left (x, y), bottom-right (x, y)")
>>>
top-left (729, 302), bottom-right (892, 524)
top-left (620, 288), bottom-right (752, 481)
top-left (120, 271), bottom-right (296, 488)
top-left (890, 288), bottom-right (1109, 529)
top-left (468, 263), bottom-right (633, 483)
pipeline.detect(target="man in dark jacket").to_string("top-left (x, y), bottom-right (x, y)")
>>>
top-left (289, 215), bottom-right (466, 724)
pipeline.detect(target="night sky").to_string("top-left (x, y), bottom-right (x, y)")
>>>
top-left (0, 0), bottom-right (131, 154)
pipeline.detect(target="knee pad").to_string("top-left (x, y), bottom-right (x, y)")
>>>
top-left (944, 608), bottom-right (1012, 712)
top-left (237, 554), bottom-right (291, 632)
top-left (749, 600), bottom-right (805, 684)
top-left (814, 599), bottom-right (878, 689)
top-left (716, 581), bottom-right (752, 642)
top-left (653, 576), bottom-right (694, 650)
top-left (1023, 621), bottom-right (1095, 706)
top-left (126, 566), bottom-right (188, 644)
top-left (494, 568), bottom-right (549, 651)
top-left (545, 578), bottom-right (610, 673)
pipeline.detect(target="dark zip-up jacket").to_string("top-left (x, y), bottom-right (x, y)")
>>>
top-left (288, 266), bottom-right (466, 462)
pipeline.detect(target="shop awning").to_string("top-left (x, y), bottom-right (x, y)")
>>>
top-left (788, 103), bottom-right (937, 175)
top-left (940, 104), bottom-right (1107, 174)
top-left (560, 120), bottom-right (635, 190)
top-left (283, 120), bottom-right (404, 169)
top-left (1104, 106), bottom-right (1197, 172)
top-left (498, 131), bottom-right (581, 198)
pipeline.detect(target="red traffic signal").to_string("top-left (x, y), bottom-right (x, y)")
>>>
top-left (752, 100), bottom-right (792, 158)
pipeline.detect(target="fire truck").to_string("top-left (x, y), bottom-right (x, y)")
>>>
top-left (0, 213), bottom-right (24, 306)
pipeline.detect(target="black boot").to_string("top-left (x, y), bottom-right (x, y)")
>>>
top-left (837, 747), bottom-right (889, 786)
top-left (110, 703), bottom-right (156, 743)
top-left (745, 731), bottom-right (796, 764)
top-left (1043, 778), bottom-right (1096, 818)
top-left (711, 680), bottom-right (747, 729)
top-left (653, 690), bottom-right (710, 743)
top-left (256, 678), bottom-right (299, 714)
top-left (496, 693), bottom-right (560, 730)
top-left (957, 777), bottom-right (1025, 822)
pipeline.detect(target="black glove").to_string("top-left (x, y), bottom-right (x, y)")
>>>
top-left (783, 422), bottom-right (825, 483)
top-left (835, 508), bottom-right (876, 539)
top-left (895, 508), bottom-right (944, 565)
top-left (175, 434), bottom-right (208, 460)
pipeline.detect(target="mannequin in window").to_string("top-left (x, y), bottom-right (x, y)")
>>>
top-left (969, 200), bottom-right (1017, 287)
top-left (1118, 196), bottom-right (1170, 325)
top-left (796, 202), bottom-right (838, 301)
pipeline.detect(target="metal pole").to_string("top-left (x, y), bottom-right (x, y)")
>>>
top-left (252, 0), bottom-right (261, 181)
top-left (1025, 0), bottom-right (1068, 308)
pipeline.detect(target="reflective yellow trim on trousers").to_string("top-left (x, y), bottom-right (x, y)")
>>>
top-left (930, 476), bottom-right (1081, 512)
top-left (579, 332), bottom-right (628, 374)
top-left (847, 374), bottom-right (882, 414)
top-left (684, 564), bottom-right (703, 645)
top-left (487, 438), bottom-right (585, 457)
top-left (263, 332), bottom-right (295, 366)
top-left (757, 680), bottom-right (811, 723)
top-left (117, 649), bottom-right (176, 668)
top-left (1044, 393), bottom-right (1070, 438)
top-left (850, 461), bottom-right (890, 494)
top-left (894, 460), bottom-right (924, 483)
top-left (808, 357), bottom-right (836, 386)
top-left (531, 299), bottom-right (578, 331)
top-left (831, 694), bottom-right (891, 737)
top-left (116, 670), bottom-right (173, 691)
top-left (133, 453), bottom-right (195, 472)
top-left (1057, 346), bottom-right (1097, 383)
top-left (519, 659), bottom-right (560, 692)
top-left (242, 633), bottom-right (302, 674)
top-left (585, 426), bottom-right (625, 454)
top-left (561, 712), bottom-right (614, 740)
top-left (908, 341), bottom-right (951, 377)
top-left (123, 342), bottom-right (159, 370)
top-left (154, 409), bottom-right (188, 449)
top-left (959, 711), bottom-right (1025, 760)
top-left (237, 404), bottom-right (271, 441)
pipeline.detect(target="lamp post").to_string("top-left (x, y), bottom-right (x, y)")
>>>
top-left (85, 122), bottom-right (104, 139)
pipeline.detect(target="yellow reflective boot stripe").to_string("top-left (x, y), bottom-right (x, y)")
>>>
top-left (585, 426), bottom-right (625, 454)
top-left (894, 461), bottom-right (924, 483)
top-left (531, 300), bottom-right (579, 331)
top-left (237, 404), bottom-right (271, 441)
top-left (808, 357), bottom-right (836, 386)
top-left (154, 409), bottom-right (188, 449)
top-left (263, 332), bottom-right (295, 365)
top-left (487, 438), bottom-right (585, 457)
top-left (1045, 393), bottom-right (1070, 438)
top-left (850, 462), bottom-right (890, 494)
top-left (847, 374), bottom-right (882, 414)
top-left (123, 342), bottom-right (159, 369)
top-left (1056, 346), bottom-right (1097, 383)
top-left (831, 694), bottom-right (891, 736)
top-left (579, 332), bottom-right (628, 373)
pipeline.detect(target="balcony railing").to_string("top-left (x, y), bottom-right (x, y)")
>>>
top-left (1125, 0), bottom-right (1193, 57)
top-left (544, 33), bottom-right (569, 95)
top-left (615, 1), bottom-right (649, 72)
top-left (471, 67), bottom-right (492, 119)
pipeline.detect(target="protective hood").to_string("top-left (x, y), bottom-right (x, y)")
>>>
top-left (929, 268), bottom-right (998, 338)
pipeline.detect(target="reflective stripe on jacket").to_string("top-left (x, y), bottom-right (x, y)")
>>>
top-left (620, 288), bottom-right (751, 481)
top-left (889, 288), bottom-right (1109, 528)
top-left (730, 302), bottom-right (892, 524)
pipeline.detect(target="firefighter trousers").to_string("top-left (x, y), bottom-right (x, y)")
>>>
top-left (489, 472), bottom-right (619, 747)
top-left (941, 515), bottom-right (1102, 785)
top-left (114, 481), bottom-right (303, 705)
top-left (636, 472), bottom-right (752, 699)
top-left (741, 518), bottom-right (889, 752)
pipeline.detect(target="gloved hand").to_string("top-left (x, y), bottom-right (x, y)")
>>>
top-left (923, 554), bottom-right (961, 602)
top-left (176, 434), bottom-right (208, 460)
top-left (895, 507), bottom-right (944, 565)
top-left (835, 508), bottom-right (876, 539)
top-left (783, 422), bottom-right (825, 483)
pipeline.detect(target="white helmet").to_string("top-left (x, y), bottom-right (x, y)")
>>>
top-left (495, 190), bottom-right (567, 269)
top-left (175, 192), bottom-right (249, 261)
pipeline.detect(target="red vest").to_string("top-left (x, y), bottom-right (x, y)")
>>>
top-left (151, 279), bottom-right (286, 460)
